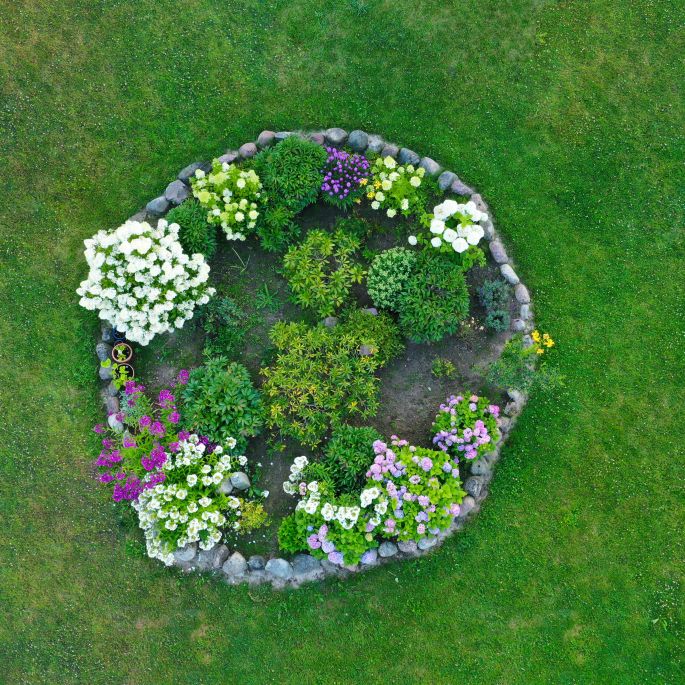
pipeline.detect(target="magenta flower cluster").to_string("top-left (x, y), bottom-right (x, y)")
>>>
top-left (320, 147), bottom-right (370, 205)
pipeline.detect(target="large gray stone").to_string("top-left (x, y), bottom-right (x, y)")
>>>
top-left (451, 177), bottom-right (474, 196)
top-left (145, 196), bottom-right (170, 216)
top-left (101, 325), bottom-right (115, 344)
top-left (360, 548), bottom-right (379, 566)
top-left (275, 131), bottom-right (294, 142)
top-left (437, 171), bottom-right (457, 191)
top-left (218, 151), bottom-right (239, 165)
top-left (471, 193), bottom-right (489, 213)
top-left (471, 459), bottom-right (492, 477)
top-left (347, 130), bottom-right (369, 153)
top-left (222, 552), bottom-right (248, 578)
top-left (378, 541), bottom-right (398, 558)
top-left (246, 570), bottom-right (267, 585)
top-left (397, 539), bottom-right (418, 555)
top-left (107, 413), bottom-right (124, 433)
top-left (247, 555), bottom-right (266, 571)
top-left (520, 304), bottom-right (532, 320)
top-left (218, 476), bottom-right (234, 495)
top-left (308, 131), bottom-right (325, 145)
top-left (464, 476), bottom-right (485, 499)
top-left (96, 342), bottom-right (113, 363)
top-left (174, 543), bottom-right (197, 563)
top-left (197, 544), bottom-right (229, 571)
top-left (380, 143), bottom-right (399, 158)
top-left (359, 344), bottom-right (374, 357)
top-left (230, 471), bottom-right (250, 490)
top-left (164, 180), bottom-right (190, 205)
top-left (515, 283), bottom-right (531, 304)
top-left (489, 240), bottom-right (509, 264)
top-left (104, 381), bottom-right (118, 397)
top-left (292, 554), bottom-right (324, 582)
top-left (325, 128), bottom-right (348, 146)
top-left (99, 364), bottom-right (114, 381)
top-left (511, 318), bottom-right (526, 332)
top-left (458, 495), bottom-right (476, 517)
top-left (323, 316), bottom-right (338, 328)
top-left (419, 157), bottom-right (441, 176)
top-left (417, 536), bottom-right (438, 551)
top-left (366, 135), bottom-right (384, 153)
top-left (104, 395), bottom-right (119, 416)
top-left (482, 218), bottom-right (495, 240)
top-left (500, 264), bottom-right (520, 285)
top-left (239, 142), bottom-right (258, 158)
top-left (177, 162), bottom-right (204, 184)
top-left (362, 307), bottom-right (378, 316)
top-left (398, 148), bottom-right (420, 165)
top-left (265, 558), bottom-right (294, 581)
top-left (320, 558), bottom-right (345, 576)
top-left (257, 130), bottom-right (276, 148)
top-left (498, 416), bottom-right (512, 434)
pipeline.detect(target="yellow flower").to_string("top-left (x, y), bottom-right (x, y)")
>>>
top-left (531, 330), bottom-right (541, 343)
top-left (536, 348), bottom-right (545, 355)
top-left (367, 191), bottom-right (375, 199)
top-left (544, 338), bottom-right (555, 348)
top-left (374, 180), bottom-right (382, 189)
top-left (359, 178), bottom-right (368, 186)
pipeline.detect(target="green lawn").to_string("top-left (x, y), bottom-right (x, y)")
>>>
top-left (1, 0), bottom-right (683, 682)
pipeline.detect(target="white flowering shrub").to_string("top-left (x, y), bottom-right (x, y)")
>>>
top-left (77, 219), bottom-right (215, 345)
top-left (191, 160), bottom-right (263, 241)
top-left (132, 434), bottom-right (249, 565)
top-left (366, 156), bottom-right (426, 218)
top-left (419, 199), bottom-right (487, 254)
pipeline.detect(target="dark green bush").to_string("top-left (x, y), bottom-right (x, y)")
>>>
top-left (478, 278), bottom-right (511, 332)
top-left (301, 461), bottom-right (337, 490)
top-left (398, 251), bottom-right (470, 343)
top-left (367, 247), bottom-right (418, 311)
top-left (181, 357), bottom-right (264, 450)
top-left (166, 199), bottom-right (216, 258)
top-left (201, 296), bottom-right (248, 357)
top-left (256, 202), bottom-right (301, 252)
top-left (341, 309), bottom-right (404, 365)
top-left (253, 136), bottom-right (327, 212)
top-left (322, 425), bottom-right (383, 494)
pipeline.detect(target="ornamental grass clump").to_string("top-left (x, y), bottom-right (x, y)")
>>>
top-left (367, 155), bottom-right (426, 218)
top-left (77, 219), bottom-right (215, 345)
top-left (191, 161), bottom-right (263, 241)
top-left (320, 147), bottom-right (370, 207)
top-left (431, 394), bottom-right (500, 462)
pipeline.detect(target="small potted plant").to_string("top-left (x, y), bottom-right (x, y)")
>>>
top-left (111, 342), bottom-right (133, 364)
top-left (112, 329), bottom-right (127, 343)
top-left (101, 358), bottom-right (135, 389)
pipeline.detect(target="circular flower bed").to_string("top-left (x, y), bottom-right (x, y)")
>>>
top-left (83, 128), bottom-right (554, 588)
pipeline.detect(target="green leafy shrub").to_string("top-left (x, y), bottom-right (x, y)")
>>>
top-left (301, 461), bottom-right (337, 491)
top-left (478, 278), bottom-right (511, 332)
top-left (253, 136), bottom-right (327, 212)
top-left (282, 230), bottom-right (365, 318)
top-left (236, 500), bottom-right (270, 533)
top-left (260, 320), bottom-right (391, 447)
top-left (398, 251), bottom-right (470, 343)
top-left (431, 357), bottom-right (456, 379)
top-left (366, 247), bottom-right (418, 311)
top-left (201, 296), bottom-right (248, 357)
top-left (166, 199), bottom-right (217, 258)
top-left (367, 155), bottom-right (427, 218)
top-left (256, 202), bottom-right (301, 252)
top-left (334, 216), bottom-right (375, 242)
top-left (181, 357), bottom-right (264, 450)
top-left (340, 309), bottom-right (404, 365)
top-left (322, 425), bottom-right (383, 494)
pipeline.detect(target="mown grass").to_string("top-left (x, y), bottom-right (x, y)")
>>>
top-left (0, 0), bottom-right (683, 683)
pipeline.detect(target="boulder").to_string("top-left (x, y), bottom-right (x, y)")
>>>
top-left (222, 552), bottom-right (248, 579)
top-left (101, 325), bottom-right (115, 344)
top-left (238, 142), bottom-right (258, 158)
top-left (247, 555), bottom-right (266, 571)
top-left (265, 558), bottom-right (294, 581)
top-left (104, 381), bottom-right (118, 397)
top-left (489, 241), bottom-right (509, 264)
top-left (360, 548), bottom-right (379, 566)
top-left (96, 342), bottom-right (112, 363)
top-left (230, 471), bottom-right (250, 490)
top-left (107, 413), bottom-right (124, 433)
top-left (397, 539), bottom-right (418, 555)
top-left (104, 395), bottom-right (120, 416)
top-left (99, 364), bottom-right (114, 381)
top-left (218, 151), bottom-right (239, 165)
top-left (419, 157), bottom-right (441, 176)
top-left (520, 304), bottom-right (532, 320)
top-left (308, 131), bottom-right (325, 145)
top-left (515, 283), bottom-right (531, 304)
top-left (177, 162), bottom-right (204, 184)
top-left (500, 264), bottom-right (520, 285)
top-left (464, 476), bottom-right (485, 499)
top-left (359, 344), bottom-right (374, 356)
top-left (174, 543), bottom-right (198, 563)
top-left (164, 179), bottom-right (190, 205)
top-left (347, 130), bottom-right (369, 152)
top-left (378, 541), bottom-right (398, 558)
top-left (398, 148), bottom-right (420, 166)
top-left (471, 193), bottom-right (489, 213)
top-left (145, 196), bottom-right (170, 216)
top-left (470, 459), bottom-right (492, 477)
top-left (325, 128), bottom-right (348, 146)
top-left (451, 177), bottom-right (474, 196)
top-left (380, 143), bottom-right (399, 158)
top-left (218, 477), bottom-right (234, 495)
top-left (257, 130), bottom-right (276, 148)
top-left (458, 495), bottom-right (476, 517)
top-left (292, 554), bottom-right (324, 582)
top-left (197, 544), bottom-right (229, 571)
top-left (437, 170), bottom-right (457, 191)
top-left (246, 570), bottom-right (267, 585)
top-left (362, 307), bottom-right (378, 316)
top-left (366, 135), bottom-right (384, 153)
top-left (481, 218), bottom-right (495, 240)
top-left (275, 131), bottom-right (293, 142)
top-left (417, 536), bottom-right (438, 551)
top-left (323, 316), bottom-right (338, 328)
top-left (511, 318), bottom-right (526, 332)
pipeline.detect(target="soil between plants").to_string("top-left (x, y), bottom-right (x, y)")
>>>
top-left (134, 202), bottom-right (515, 556)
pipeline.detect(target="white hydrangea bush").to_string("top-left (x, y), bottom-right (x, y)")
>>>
top-left (133, 434), bottom-right (248, 565)
top-left (191, 160), bottom-right (263, 241)
top-left (422, 199), bottom-right (487, 254)
top-left (77, 219), bottom-right (215, 345)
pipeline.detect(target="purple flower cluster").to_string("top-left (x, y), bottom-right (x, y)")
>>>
top-left (306, 524), bottom-right (345, 565)
top-left (320, 147), bottom-right (370, 204)
top-left (366, 438), bottom-right (408, 480)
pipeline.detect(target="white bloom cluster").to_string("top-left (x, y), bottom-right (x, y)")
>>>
top-left (191, 162), bottom-right (262, 241)
top-left (426, 199), bottom-right (487, 253)
top-left (132, 435), bottom-right (243, 565)
top-left (368, 156), bottom-right (425, 218)
top-left (295, 485), bottom-right (362, 530)
top-left (76, 219), bottom-right (215, 345)
top-left (282, 455), bottom-right (309, 495)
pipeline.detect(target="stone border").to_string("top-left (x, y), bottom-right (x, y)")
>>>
top-left (94, 128), bottom-right (535, 589)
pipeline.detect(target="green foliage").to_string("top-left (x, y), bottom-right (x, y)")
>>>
top-left (431, 357), bottom-right (456, 379)
top-left (301, 461), bottom-right (337, 490)
top-left (277, 513), bottom-right (306, 554)
top-left (322, 424), bottom-right (382, 494)
top-left (366, 247), bottom-right (418, 311)
top-left (201, 296), bottom-right (248, 357)
top-left (260, 320), bottom-right (392, 447)
top-left (398, 251), bottom-right (470, 343)
top-left (253, 135), bottom-right (327, 212)
top-left (181, 357), bottom-right (264, 450)
top-left (166, 199), bottom-right (216, 258)
top-left (282, 229), bottom-right (365, 318)
top-left (485, 335), bottom-right (564, 393)
top-left (340, 309), bottom-right (404, 365)
top-left (478, 278), bottom-right (511, 332)
top-left (256, 202), bottom-right (301, 252)
top-left (236, 499), bottom-right (270, 533)
top-left (334, 216), bottom-right (375, 242)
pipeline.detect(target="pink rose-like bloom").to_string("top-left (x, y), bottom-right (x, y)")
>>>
top-left (307, 534), bottom-right (321, 550)
top-left (168, 411), bottom-right (180, 424)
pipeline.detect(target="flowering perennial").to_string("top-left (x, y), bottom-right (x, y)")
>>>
top-left (422, 199), bottom-right (488, 254)
top-left (191, 161), bottom-right (263, 241)
top-left (77, 219), bottom-right (214, 345)
top-left (320, 147), bottom-right (370, 207)
top-left (367, 156), bottom-right (426, 218)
